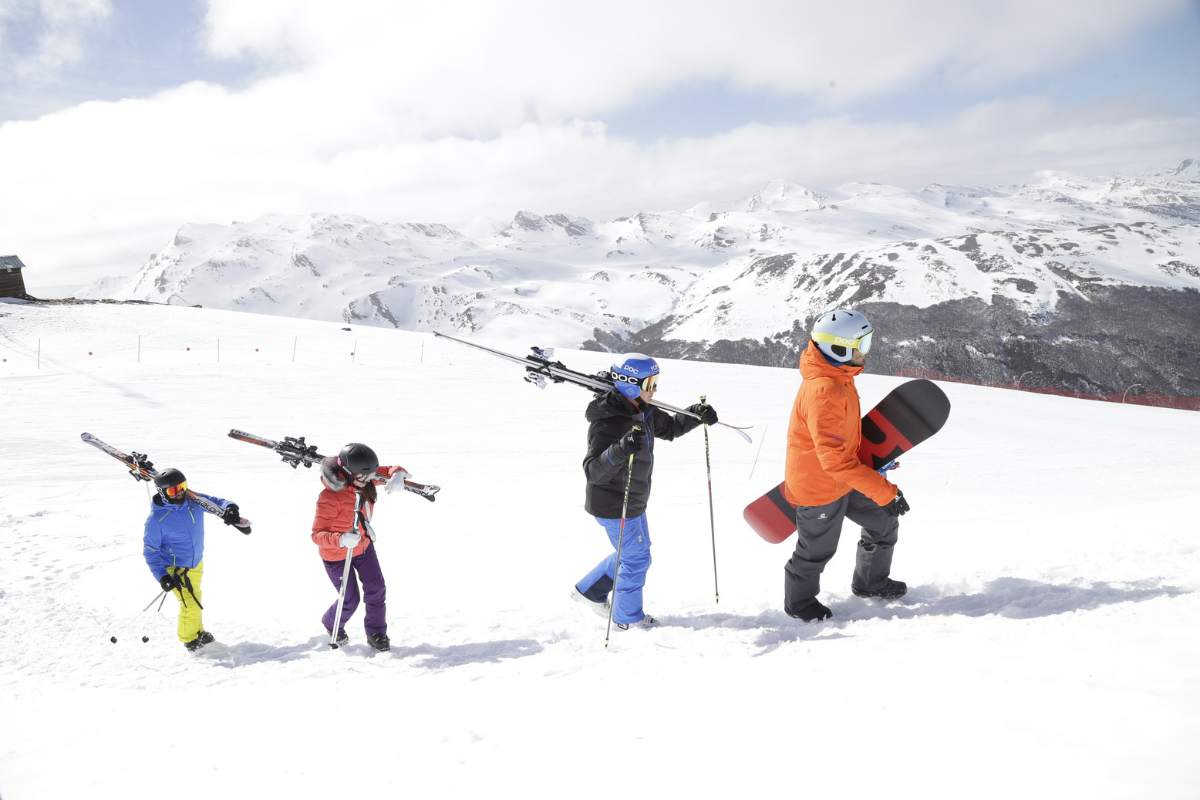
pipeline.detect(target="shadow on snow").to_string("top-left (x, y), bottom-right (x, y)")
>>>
top-left (658, 577), bottom-right (1187, 655)
top-left (390, 639), bottom-right (544, 669)
top-left (198, 635), bottom-right (543, 669)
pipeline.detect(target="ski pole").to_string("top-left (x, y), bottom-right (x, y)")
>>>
top-left (329, 490), bottom-right (363, 649)
top-left (143, 589), bottom-right (168, 613)
top-left (605, 425), bottom-right (640, 648)
top-left (701, 395), bottom-right (719, 604)
top-left (110, 590), bottom-right (170, 645)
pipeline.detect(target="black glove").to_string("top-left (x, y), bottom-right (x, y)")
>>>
top-left (687, 403), bottom-right (718, 426)
top-left (159, 573), bottom-right (182, 592)
top-left (883, 490), bottom-right (910, 517)
top-left (614, 426), bottom-right (646, 458)
top-left (221, 503), bottom-right (241, 526)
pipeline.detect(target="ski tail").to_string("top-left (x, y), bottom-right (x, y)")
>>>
top-left (81, 432), bottom-right (155, 480)
top-left (227, 429), bottom-right (324, 469)
top-left (227, 429), bottom-right (279, 449)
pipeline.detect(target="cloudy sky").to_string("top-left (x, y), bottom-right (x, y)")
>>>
top-left (2, 0), bottom-right (1198, 292)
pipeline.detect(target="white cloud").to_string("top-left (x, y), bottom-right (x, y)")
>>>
top-left (0, 0), bottom-right (111, 78)
top-left (201, 0), bottom-right (1189, 128)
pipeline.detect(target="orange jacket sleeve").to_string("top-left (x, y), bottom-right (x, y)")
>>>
top-left (806, 382), bottom-right (897, 507)
top-left (370, 465), bottom-right (408, 484)
top-left (311, 490), bottom-right (344, 548)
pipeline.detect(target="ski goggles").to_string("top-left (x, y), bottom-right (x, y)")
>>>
top-left (163, 481), bottom-right (188, 499)
top-left (812, 329), bottom-right (874, 355)
top-left (611, 372), bottom-right (660, 392)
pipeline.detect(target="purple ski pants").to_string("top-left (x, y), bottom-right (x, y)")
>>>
top-left (321, 541), bottom-right (387, 637)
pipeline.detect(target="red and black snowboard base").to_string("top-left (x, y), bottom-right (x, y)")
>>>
top-left (744, 379), bottom-right (951, 544)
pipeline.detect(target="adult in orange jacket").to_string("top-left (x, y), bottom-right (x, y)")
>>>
top-left (311, 442), bottom-right (409, 651)
top-left (783, 309), bottom-right (910, 622)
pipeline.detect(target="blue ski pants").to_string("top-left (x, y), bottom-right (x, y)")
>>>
top-left (575, 513), bottom-right (651, 624)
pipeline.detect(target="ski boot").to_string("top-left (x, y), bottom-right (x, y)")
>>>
top-left (325, 628), bottom-right (349, 646)
top-left (786, 598), bottom-right (833, 622)
top-left (852, 578), bottom-right (907, 600)
top-left (185, 630), bottom-right (216, 652)
top-left (367, 633), bottom-right (391, 652)
top-left (614, 614), bottom-right (658, 631)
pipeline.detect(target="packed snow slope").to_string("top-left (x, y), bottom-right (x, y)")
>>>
top-left (1, 301), bottom-right (1198, 799)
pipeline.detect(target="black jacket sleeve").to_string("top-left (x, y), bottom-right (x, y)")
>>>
top-left (583, 440), bottom-right (628, 483)
top-left (651, 406), bottom-right (702, 441)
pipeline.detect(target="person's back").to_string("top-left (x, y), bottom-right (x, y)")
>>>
top-left (784, 342), bottom-right (894, 509)
top-left (781, 309), bottom-right (910, 623)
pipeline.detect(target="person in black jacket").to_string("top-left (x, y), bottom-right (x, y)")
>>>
top-left (572, 354), bottom-right (718, 629)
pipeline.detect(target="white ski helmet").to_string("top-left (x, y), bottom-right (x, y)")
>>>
top-left (811, 309), bottom-right (874, 363)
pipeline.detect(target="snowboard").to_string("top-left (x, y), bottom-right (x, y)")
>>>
top-left (744, 379), bottom-right (951, 544)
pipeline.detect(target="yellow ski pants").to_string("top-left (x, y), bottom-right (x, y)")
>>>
top-left (168, 562), bottom-right (204, 643)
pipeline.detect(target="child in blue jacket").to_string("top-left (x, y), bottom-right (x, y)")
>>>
top-left (142, 468), bottom-right (242, 651)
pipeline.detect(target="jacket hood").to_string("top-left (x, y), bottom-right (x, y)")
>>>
top-left (799, 341), bottom-right (863, 382)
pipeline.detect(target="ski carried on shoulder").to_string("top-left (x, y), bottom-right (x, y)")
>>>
top-left (80, 432), bottom-right (252, 533)
top-left (432, 332), bottom-right (753, 443)
top-left (227, 429), bottom-right (440, 502)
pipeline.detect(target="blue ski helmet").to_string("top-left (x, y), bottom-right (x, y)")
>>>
top-left (610, 353), bottom-right (660, 399)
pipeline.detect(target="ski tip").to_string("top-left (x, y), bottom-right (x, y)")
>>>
top-left (722, 425), bottom-right (753, 444)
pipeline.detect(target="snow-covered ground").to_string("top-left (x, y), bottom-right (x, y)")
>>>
top-left (1, 301), bottom-right (1198, 799)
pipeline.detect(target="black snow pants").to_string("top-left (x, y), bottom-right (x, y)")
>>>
top-left (783, 490), bottom-right (899, 614)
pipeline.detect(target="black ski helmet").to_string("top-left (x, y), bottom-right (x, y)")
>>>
top-left (154, 467), bottom-right (187, 503)
top-left (337, 443), bottom-right (379, 478)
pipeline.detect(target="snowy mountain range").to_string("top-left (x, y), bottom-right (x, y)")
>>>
top-left (84, 160), bottom-right (1200, 397)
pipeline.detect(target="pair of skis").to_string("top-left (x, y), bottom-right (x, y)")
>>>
top-left (432, 332), bottom-right (754, 443)
top-left (80, 432), bottom-right (252, 533)
top-left (226, 430), bottom-right (440, 501)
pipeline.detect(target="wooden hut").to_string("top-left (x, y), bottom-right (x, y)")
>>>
top-left (0, 255), bottom-right (27, 298)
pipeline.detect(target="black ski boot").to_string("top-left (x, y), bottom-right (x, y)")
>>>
top-left (367, 633), bottom-right (390, 652)
top-left (185, 630), bottom-right (215, 652)
top-left (786, 598), bottom-right (832, 622)
top-left (326, 628), bottom-right (349, 646)
top-left (852, 578), bottom-right (907, 600)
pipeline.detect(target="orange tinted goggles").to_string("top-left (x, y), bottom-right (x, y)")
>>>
top-left (642, 375), bottom-right (659, 392)
top-left (163, 481), bottom-right (188, 498)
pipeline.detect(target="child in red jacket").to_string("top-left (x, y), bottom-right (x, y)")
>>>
top-left (311, 443), bottom-right (408, 652)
